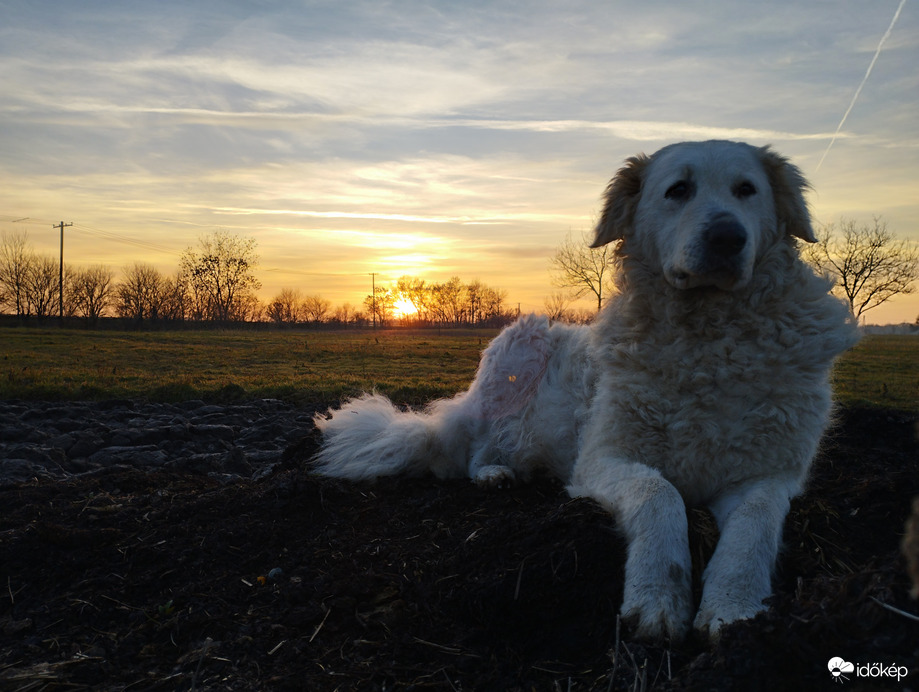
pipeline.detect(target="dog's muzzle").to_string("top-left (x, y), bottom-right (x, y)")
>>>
top-left (668, 214), bottom-right (750, 290)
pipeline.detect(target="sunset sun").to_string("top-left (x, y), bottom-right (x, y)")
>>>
top-left (394, 297), bottom-right (418, 318)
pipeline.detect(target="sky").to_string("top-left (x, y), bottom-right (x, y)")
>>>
top-left (1, 0), bottom-right (917, 323)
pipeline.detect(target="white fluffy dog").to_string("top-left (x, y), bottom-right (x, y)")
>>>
top-left (313, 140), bottom-right (858, 641)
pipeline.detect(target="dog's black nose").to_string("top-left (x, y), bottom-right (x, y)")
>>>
top-left (705, 216), bottom-right (747, 258)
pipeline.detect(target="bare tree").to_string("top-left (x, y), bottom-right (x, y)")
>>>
top-left (236, 294), bottom-right (264, 323)
top-left (267, 288), bottom-right (302, 324)
top-left (476, 284), bottom-right (508, 326)
top-left (396, 276), bottom-right (429, 322)
top-left (69, 265), bottom-right (115, 321)
top-left (117, 262), bottom-right (168, 321)
top-left (181, 230), bottom-right (261, 322)
top-left (159, 271), bottom-right (190, 321)
top-left (544, 292), bottom-right (573, 322)
top-left (550, 230), bottom-right (617, 312)
top-left (430, 276), bottom-right (466, 325)
top-left (464, 279), bottom-right (508, 325)
top-left (302, 294), bottom-right (331, 324)
top-left (25, 255), bottom-right (60, 319)
top-left (364, 286), bottom-right (395, 326)
top-left (465, 279), bottom-right (485, 324)
top-left (803, 217), bottom-right (919, 321)
top-left (332, 302), bottom-right (360, 325)
top-left (384, 275), bottom-right (510, 327)
top-left (0, 230), bottom-right (34, 316)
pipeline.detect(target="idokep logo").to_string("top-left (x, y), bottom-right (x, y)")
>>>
top-left (828, 658), bottom-right (855, 683)
top-left (827, 657), bottom-right (909, 684)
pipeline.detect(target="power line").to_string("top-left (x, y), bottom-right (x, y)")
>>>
top-left (72, 223), bottom-right (183, 257)
top-left (261, 265), bottom-right (373, 278)
top-left (1, 215), bottom-right (178, 257)
top-left (3, 213), bottom-right (374, 280)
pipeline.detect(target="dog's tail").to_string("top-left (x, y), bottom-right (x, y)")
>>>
top-left (311, 392), bottom-right (473, 480)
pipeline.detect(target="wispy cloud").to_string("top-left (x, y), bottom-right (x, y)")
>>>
top-left (0, 0), bottom-right (917, 321)
top-left (210, 207), bottom-right (473, 225)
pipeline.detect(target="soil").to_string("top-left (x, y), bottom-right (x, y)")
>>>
top-left (1, 404), bottom-right (917, 691)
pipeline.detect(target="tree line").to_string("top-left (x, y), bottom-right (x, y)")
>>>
top-left (0, 229), bottom-right (515, 328)
top-left (0, 230), bottom-right (262, 324)
top-left (2, 217), bottom-right (916, 328)
top-left (264, 276), bottom-right (514, 328)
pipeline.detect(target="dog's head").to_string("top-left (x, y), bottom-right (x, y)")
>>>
top-left (592, 140), bottom-right (814, 291)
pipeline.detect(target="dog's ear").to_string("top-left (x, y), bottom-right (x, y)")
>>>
top-left (591, 154), bottom-right (649, 248)
top-left (757, 145), bottom-right (816, 243)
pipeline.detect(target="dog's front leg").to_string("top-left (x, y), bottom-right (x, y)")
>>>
top-left (568, 459), bottom-right (693, 641)
top-left (694, 478), bottom-right (794, 639)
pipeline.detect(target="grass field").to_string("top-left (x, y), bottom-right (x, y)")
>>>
top-left (1, 327), bottom-right (916, 410)
top-left (0, 328), bottom-right (489, 406)
top-left (831, 333), bottom-right (918, 410)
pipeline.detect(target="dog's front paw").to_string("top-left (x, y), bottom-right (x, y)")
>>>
top-left (693, 594), bottom-right (766, 641)
top-left (472, 465), bottom-right (516, 489)
top-left (620, 563), bottom-right (693, 641)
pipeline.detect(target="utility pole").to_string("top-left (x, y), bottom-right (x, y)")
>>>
top-left (53, 221), bottom-right (72, 321)
top-left (370, 272), bottom-right (377, 329)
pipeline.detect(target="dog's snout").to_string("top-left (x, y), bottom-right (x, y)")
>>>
top-left (705, 216), bottom-right (747, 258)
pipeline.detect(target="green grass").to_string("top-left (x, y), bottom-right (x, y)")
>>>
top-left (832, 334), bottom-right (919, 411)
top-left (1, 328), bottom-right (916, 411)
top-left (0, 328), bottom-right (492, 406)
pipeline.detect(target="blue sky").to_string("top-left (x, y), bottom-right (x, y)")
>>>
top-left (1, 0), bottom-right (916, 322)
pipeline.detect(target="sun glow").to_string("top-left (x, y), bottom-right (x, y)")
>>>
top-left (394, 297), bottom-right (418, 318)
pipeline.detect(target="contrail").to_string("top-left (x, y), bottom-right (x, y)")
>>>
top-left (816, 0), bottom-right (907, 172)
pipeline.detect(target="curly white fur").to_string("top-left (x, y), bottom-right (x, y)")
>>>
top-left (313, 140), bottom-right (859, 641)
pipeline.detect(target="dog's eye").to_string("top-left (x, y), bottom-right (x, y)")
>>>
top-left (733, 181), bottom-right (757, 199)
top-left (665, 181), bottom-right (693, 201)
